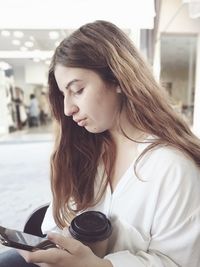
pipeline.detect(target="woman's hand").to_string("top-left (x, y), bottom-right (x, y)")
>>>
top-left (18, 232), bottom-right (112, 267)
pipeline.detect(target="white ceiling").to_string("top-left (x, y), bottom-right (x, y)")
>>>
top-left (0, 0), bottom-right (155, 29)
top-left (0, 29), bottom-right (74, 67)
top-left (0, 0), bottom-right (155, 70)
top-left (1, 31), bottom-right (197, 70)
top-left (0, 29), bottom-right (69, 51)
top-left (1, 1), bottom-right (199, 73)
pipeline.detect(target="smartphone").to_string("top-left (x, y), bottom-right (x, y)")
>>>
top-left (0, 225), bottom-right (56, 251)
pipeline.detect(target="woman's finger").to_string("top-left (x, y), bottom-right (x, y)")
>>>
top-left (20, 248), bottom-right (64, 264)
top-left (47, 232), bottom-right (88, 255)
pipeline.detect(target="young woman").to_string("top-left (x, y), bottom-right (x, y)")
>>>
top-left (1, 20), bottom-right (200, 267)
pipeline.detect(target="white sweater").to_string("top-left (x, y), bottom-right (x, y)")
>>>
top-left (42, 140), bottom-right (200, 267)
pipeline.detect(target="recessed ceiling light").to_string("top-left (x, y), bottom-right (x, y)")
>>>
top-left (25, 41), bottom-right (34, 48)
top-left (0, 61), bottom-right (12, 70)
top-left (1, 30), bottom-right (10, 37)
top-left (45, 60), bottom-right (51, 65)
top-left (29, 36), bottom-right (35, 41)
top-left (49, 31), bottom-right (59, 40)
top-left (55, 41), bottom-right (60, 47)
top-left (33, 49), bottom-right (40, 53)
top-left (33, 58), bottom-right (40, 62)
top-left (12, 39), bottom-right (21, 45)
top-left (20, 46), bottom-right (28, 51)
top-left (13, 31), bottom-right (24, 38)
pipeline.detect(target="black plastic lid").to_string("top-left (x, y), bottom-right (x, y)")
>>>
top-left (69, 211), bottom-right (112, 242)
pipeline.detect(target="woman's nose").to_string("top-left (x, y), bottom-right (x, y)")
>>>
top-left (64, 97), bottom-right (78, 117)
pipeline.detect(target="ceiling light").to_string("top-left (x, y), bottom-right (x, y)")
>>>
top-left (45, 59), bottom-right (51, 65)
top-left (0, 61), bottom-right (12, 70)
top-left (29, 36), bottom-right (35, 41)
top-left (1, 30), bottom-right (10, 37)
top-left (13, 31), bottom-right (24, 38)
top-left (33, 49), bottom-right (40, 53)
top-left (24, 41), bottom-right (34, 47)
top-left (33, 58), bottom-right (40, 62)
top-left (55, 41), bottom-right (60, 47)
top-left (20, 46), bottom-right (28, 51)
top-left (49, 31), bottom-right (59, 40)
top-left (12, 39), bottom-right (21, 45)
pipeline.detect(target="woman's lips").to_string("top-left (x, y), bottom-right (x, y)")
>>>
top-left (77, 119), bottom-right (87, 127)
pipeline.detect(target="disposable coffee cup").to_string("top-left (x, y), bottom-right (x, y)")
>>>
top-left (69, 211), bottom-right (112, 258)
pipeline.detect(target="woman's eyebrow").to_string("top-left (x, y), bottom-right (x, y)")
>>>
top-left (66, 79), bottom-right (82, 89)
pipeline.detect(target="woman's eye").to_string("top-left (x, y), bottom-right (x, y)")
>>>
top-left (74, 88), bottom-right (84, 95)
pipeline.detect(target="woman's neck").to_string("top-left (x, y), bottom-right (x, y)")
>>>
top-left (109, 113), bottom-right (147, 149)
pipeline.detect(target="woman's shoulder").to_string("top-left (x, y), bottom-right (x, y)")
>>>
top-left (137, 136), bottom-right (200, 183)
top-left (139, 135), bottom-right (197, 166)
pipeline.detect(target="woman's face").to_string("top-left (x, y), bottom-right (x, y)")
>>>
top-left (54, 65), bottom-right (121, 133)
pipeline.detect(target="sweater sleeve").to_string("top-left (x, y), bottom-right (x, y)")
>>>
top-left (41, 201), bottom-right (60, 234)
top-left (105, 208), bottom-right (200, 267)
top-left (105, 152), bottom-right (200, 267)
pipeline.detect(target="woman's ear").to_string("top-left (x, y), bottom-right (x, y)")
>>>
top-left (116, 86), bottom-right (122, 93)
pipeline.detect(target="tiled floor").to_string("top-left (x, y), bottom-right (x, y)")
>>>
top-left (0, 124), bottom-right (54, 252)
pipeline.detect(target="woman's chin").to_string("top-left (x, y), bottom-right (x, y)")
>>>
top-left (84, 125), bottom-right (104, 134)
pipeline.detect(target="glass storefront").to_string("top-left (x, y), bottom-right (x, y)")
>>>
top-left (160, 33), bottom-right (197, 126)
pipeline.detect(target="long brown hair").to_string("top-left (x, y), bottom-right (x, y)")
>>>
top-left (48, 20), bottom-right (200, 228)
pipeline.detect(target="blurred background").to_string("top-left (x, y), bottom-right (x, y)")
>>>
top-left (0, 0), bottom-right (200, 251)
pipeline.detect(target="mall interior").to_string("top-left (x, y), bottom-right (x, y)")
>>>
top-left (1, 0), bottom-right (200, 250)
top-left (0, 0), bottom-right (200, 138)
